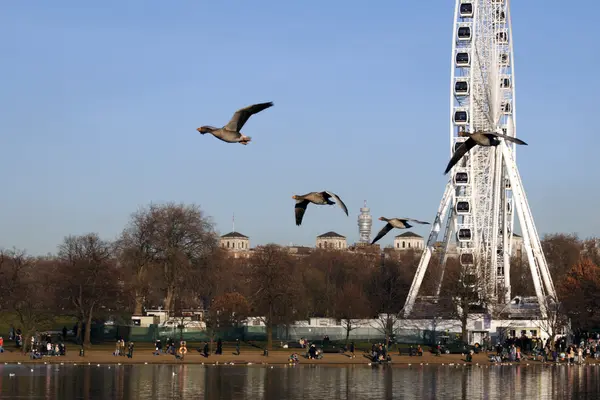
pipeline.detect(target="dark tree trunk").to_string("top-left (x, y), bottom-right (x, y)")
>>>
top-left (345, 320), bottom-right (351, 346)
top-left (84, 310), bottom-right (94, 348)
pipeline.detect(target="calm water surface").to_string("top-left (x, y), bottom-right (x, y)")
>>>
top-left (0, 363), bottom-right (599, 399)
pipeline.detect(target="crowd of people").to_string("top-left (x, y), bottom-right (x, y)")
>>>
top-left (486, 333), bottom-right (600, 364)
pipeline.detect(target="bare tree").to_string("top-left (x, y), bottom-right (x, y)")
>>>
top-left (509, 255), bottom-right (535, 297)
top-left (57, 233), bottom-right (122, 347)
top-left (440, 258), bottom-right (495, 343)
top-left (0, 249), bottom-right (57, 353)
top-left (146, 203), bottom-right (217, 311)
top-left (204, 292), bottom-right (250, 346)
top-left (333, 282), bottom-right (372, 346)
top-left (116, 206), bottom-right (159, 315)
top-left (246, 245), bottom-right (302, 351)
top-left (368, 257), bottom-right (412, 347)
top-left (534, 295), bottom-right (569, 347)
top-left (556, 257), bottom-right (600, 331)
top-left (541, 233), bottom-right (583, 281)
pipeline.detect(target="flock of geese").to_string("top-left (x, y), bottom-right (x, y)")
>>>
top-left (197, 102), bottom-right (528, 245)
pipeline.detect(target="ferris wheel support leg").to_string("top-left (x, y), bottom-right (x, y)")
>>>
top-left (434, 210), bottom-right (457, 300)
top-left (490, 146), bottom-right (504, 300)
top-left (500, 143), bottom-right (551, 318)
top-left (403, 182), bottom-right (453, 317)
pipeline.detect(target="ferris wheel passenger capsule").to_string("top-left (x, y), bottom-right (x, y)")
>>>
top-left (456, 52), bottom-right (470, 67)
top-left (459, 2), bottom-right (473, 18)
top-left (460, 253), bottom-right (474, 266)
top-left (495, 9), bottom-right (506, 23)
top-left (453, 109), bottom-right (469, 125)
top-left (457, 229), bottom-right (473, 242)
top-left (454, 79), bottom-right (469, 96)
top-left (454, 172), bottom-right (469, 185)
top-left (457, 25), bottom-right (472, 41)
top-left (456, 201), bottom-right (471, 214)
top-left (496, 31), bottom-right (508, 44)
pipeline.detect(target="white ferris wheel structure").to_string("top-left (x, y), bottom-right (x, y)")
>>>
top-left (403, 0), bottom-right (557, 319)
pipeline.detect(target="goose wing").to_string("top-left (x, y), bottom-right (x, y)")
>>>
top-left (490, 131), bottom-right (528, 145)
top-left (371, 223), bottom-right (394, 245)
top-left (225, 102), bottom-right (274, 132)
top-left (400, 218), bottom-right (430, 225)
top-left (444, 138), bottom-right (477, 174)
top-left (295, 199), bottom-right (310, 226)
top-left (324, 191), bottom-right (349, 216)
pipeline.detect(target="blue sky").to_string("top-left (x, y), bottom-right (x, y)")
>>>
top-left (1, 0), bottom-right (598, 255)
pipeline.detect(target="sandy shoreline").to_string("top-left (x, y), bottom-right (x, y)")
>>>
top-left (1, 350), bottom-right (596, 365)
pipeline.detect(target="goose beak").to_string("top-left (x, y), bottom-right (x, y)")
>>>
top-left (292, 195), bottom-right (296, 199)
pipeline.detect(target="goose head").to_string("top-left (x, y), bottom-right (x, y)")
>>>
top-left (197, 126), bottom-right (216, 134)
top-left (378, 217), bottom-right (389, 222)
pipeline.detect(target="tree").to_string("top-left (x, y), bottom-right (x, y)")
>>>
top-left (582, 238), bottom-right (600, 266)
top-left (301, 250), bottom-right (354, 317)
top-left (0, 250), bottom-right (58, 353)
top-left (534, 295), bottom-right (569, 347)
top-left (205, 292), bottom-right (250, 342)
top-left (57, 233), bottom-right (122, 347)
top-left (368, 257), bottom-right (413, 347)
top-left (246, 245), bottom-right (303, 351)
top-left (541, 234), bottom-right (582, 281)
top-left (116, 206), bottom-right (160, 315)
top-left (144, 203), bottom-right (218, 311)
top-left (509, 255), bottom-right (535, 297)
top-left (441, 258), bottom-right (493, 343)
top-left (333, 282), bottom-right (372, 346)
top-left (188, 248), bottom-right (244, 311)
top-left (556, 257), bottom-right (600, 331)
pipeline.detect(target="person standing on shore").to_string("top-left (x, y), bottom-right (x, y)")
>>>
top-left (349, 342), bottom-right (355, 358)
top-left (235, 339), bottom-right (240, 355)
top-left (127, 342), bottom-right (134, 359)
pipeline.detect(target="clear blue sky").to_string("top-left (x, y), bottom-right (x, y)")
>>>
top-left (1, 1), bottom-right (598, 255)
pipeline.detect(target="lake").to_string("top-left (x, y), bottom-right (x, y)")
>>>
top-left (0, 363), bottom-right (599, 399)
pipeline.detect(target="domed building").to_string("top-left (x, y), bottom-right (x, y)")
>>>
top-left (316, 231), bottom-right (347, 250)
top-left (219, 231), bottom-right (250, 258)
top-left (393, 232), bottom-right (424, 250)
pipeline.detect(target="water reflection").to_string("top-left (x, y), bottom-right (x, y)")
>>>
top-left (0, 363), bottom-right (599, 399)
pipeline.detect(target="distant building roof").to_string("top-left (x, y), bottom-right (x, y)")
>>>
top-left (317, 231), bottom-right (346, 239)
top-left (221, 231), bottom-right (249, 239)
top-left (287, 246), bottom-right (313, 255)
top-left (395, 231), bottom-right (423, 238)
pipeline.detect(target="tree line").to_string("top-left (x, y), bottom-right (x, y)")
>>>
top-left (0, 202), bottom-right (598, 350)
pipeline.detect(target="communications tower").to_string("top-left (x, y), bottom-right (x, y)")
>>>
top-left (403, 0), bottom-right (556, 319)
top-left (358, 201), bottom-right (372, 244)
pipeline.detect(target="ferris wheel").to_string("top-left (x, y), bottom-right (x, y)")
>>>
top-left (403, 0), bottom-right (557, 319)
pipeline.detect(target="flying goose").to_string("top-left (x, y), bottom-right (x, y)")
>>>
top-left (292, 191), bottom-right (349, 226)
top-left (197, 102), bottom-right (273, 145)
top-left (371, 217), bottom-right (430, 245)
top-left (444, 130), bottom-right (527, 174)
